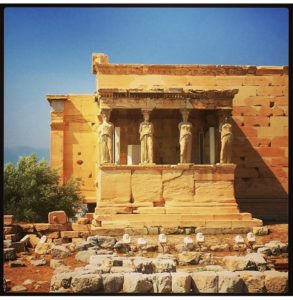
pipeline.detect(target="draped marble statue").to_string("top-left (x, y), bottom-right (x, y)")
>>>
top-left (179, 110), bottom-right (192, 163)
top-left (99, 110), bottom-right (114, 164)
top-left (139, 110), bottom-right (154, 164)
top-left (220, 116), bottom-right (233, 163)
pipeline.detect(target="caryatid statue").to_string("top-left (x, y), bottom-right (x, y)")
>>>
top-left (139, 110), bottom-right (154, 164)
top-left (98, 110), bottom-right (114, 164)
top-left (220, 116), bottom-right (233, 163)
top-left (179, 110), bottom-right (192, 163)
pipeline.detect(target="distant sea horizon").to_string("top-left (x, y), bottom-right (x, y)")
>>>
top-left (4, 146), bottom-right (50, 165)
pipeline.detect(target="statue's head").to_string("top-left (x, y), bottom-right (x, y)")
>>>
top-left (101, 109), bottom-right (110, 122)
top-left (181, 110), bottom-right (190, 123)
top-left (224, 116), bottom-right (230, 123)
top-left (142, 110), bottom-right (150, 122)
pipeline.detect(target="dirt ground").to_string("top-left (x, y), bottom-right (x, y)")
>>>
top-left (4, 223), bottom-right (288, 293)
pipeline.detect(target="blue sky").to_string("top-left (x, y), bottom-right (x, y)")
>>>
top-left (4, 7), bottom-right (288, 150)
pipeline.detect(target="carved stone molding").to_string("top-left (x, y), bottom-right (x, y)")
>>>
top-left (47, 95), bottom-right (68, 112)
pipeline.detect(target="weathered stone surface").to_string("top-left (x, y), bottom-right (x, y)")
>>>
top-left (223, 256), bottom-right (257, 271)
top-left (35, 242), bottom-right (51, 255)
top-left (4, 248), bottom-right (17, 261)
top-left (71, 274), bottom-right (102, 293)
top-left (178, 252), bottom-right (202, 265)
top-left (114, 241), bottom-right (131, 253)
top-left (171, 272), bottom-right (191, 293)
top-left (51, 245), bottom-right (71, 258)
top-left (237, 271), bottom-right (265, 293)
top-left (204, 265), bottom-right (224, 272)
top-left (111, 266), bottom-right (135, 273)
top-left (163, 170), bottom-right (194, 203)
top-left (245, 253), bottom-right (267, 271)
top-left (123, 273), bottom-right (154, 293)
top-left (3, 278), bottom-right (7, 292)
top-left (87, 235), bottom-right (116, 249)
top-left (75, 241), bottom-right (93, 251)
top-left (48, 211), bottom-right (68, 224)
top-left (257, 247), bottom-right (272, 256)
top-left (98, 169), bottom-right (131, 204)
top-left (210, 244), bottom-right (230, 251)
top-left (102, 273), bottom-right (124, 293)
top-left (31, 259), bottom-right (47, 266)
top-left (132, 170), bottom-right (162, 205)
top-left (133, 258), bottom-right (155, 274)
top-left (218, 271), bottom-right (243, 293)
top-left (50, 271), bottom-right (76, 291)
top-left (75, 250), bottom-right (97, 263)
top-left (50, 259), bottom-right (65, 269)
top-left (264, 241), bottom-right (282, 255)
top-left (264, 271), bottom-right (288, 293)
top-left (4, 226), bottom-right (17, 235)
top-left (160, 227), bottom-right (184, 235)
top-left (89, 255), bottom-right (114, 268)
top-left (153, 258), bottom-right (176, 273)
top-left (141, 243), bottom-right (158, 252)
top-left (154, 273), bottom-right (172, 293)
top-left (11, 285), bottom-right (27, 292)
top-left (27, 234), bottom-right (40, 248)
top-left (191, 271), bottom-right (218, 293)
top-left (4, 240), bottom-right (13, 249)
top-left (53, 266), bottom-right (73, 274)
top-left (253, 226), bottom-right (269, 236)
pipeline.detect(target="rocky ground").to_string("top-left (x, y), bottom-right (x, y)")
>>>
top-left (3, 223), bottom-right (288, 294)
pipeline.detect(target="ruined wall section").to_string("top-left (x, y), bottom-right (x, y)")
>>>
top-left (62, 94), bottom-right (98, 204)
top-left (96, 62), bottom-right (288, 221)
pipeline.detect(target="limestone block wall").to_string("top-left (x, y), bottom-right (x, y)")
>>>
top-left (95, 59), bottom-right (288, 221)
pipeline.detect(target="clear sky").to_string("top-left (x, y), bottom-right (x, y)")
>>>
top-left (4, 7), bottom-right (288, 150)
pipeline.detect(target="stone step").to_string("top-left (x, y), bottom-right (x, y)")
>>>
top-left (95, 213), bottom-right (252, 222)
top-left (100, 218), bottom-right (262, 229)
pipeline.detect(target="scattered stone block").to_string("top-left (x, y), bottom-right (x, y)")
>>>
top-left (253, 226), bottom-right (269, 236)
top-left (61, 231), bottom-right (79, 239)
top-left (257, 247), bottom-right (272, 256)
top-left (9, 260), bottom-right (26, 267)
top-left (171, 272), bottom-right (191, 293)
top-left (102, 273), bottom-right (124, 293)
top-left (124, 227), bottom-right (148, 235)
top-left (47, 232), bottom-right (60, 239)
top-left (11, 241), bottom-right (26, 253)
top-left (51, 245), bottom-right (71, 258)
top-left (133, 258), bottom-right (155, 274)
top-left (50, 259), bottom-right (65, 269)
top-left (245, 253), bottom-right (267, 271)
top-left (31, 259), bottom-right (47, 266)
top-left (50, 271), bottom-right (76, 291)
top-left (4, 215), bottom-right (14, 226)
top-left (218, 271), bottom-right (243, 293)
top-left (147, 227), bottom-right (159, 235)
top-left (141, 243), bottom-right (158, 252)
top-left (18, 223), bottom-right (35, 233)
top-left (191, 271), bottom-right (218, 293)
top-left (111, 266), bottom-right (135, 273)
top-left (204, 265), bottom-right (224, 272)
top-left (4, 248), bottom-right (17, 261)
top-left (237, 271), bottom-right (265, 293)
top-left (48, 211), bottom-right (68, 224)
top-left (71, 274), bottom-right (102, 293)
top-left (35, 243), bottom-right (51, 255)
top-left (23, 279), bottom-right (34, 286)
top-left (264, 271), bottom-right (288, 293)
top-left (89, 255), bottom-right (114, 268)
top-left (87, 235), bottom-right (116, 249)
top-left (153, 258), bottom-right (176, 273)
top-left (114, 241), bottom-right (131, 254)
top-left (4, 226), bottom-right (17, 235)
top-left (123, 273), bottom-right (154, 293)
top-left (77, 217), bottom-right (89, 225)
top-left (264, 241), bottom-right (282, 256)
top-left (178, 252), bottom-right (202, 265)
top-left (210, 244), bottom-right (230, 251)
top-left (5, 234), bottom-right (19, 242)
top-left (4, 240), bottom-right (13, 249)
top-left (154, 273), bottom-right (172, 293)
top-left (11, 285), bottom-right (27, 292)
top-left (75, 250), bottom-right (97, 263)
top-left (27, 234), bottom-right (40, 248)
top-left (223, 256), bottom-right (257, 271)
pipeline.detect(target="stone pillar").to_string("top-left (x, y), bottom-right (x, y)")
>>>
top-left (98, 109), bottom-right (114, 165)
top-left (179, 109), bottom-right (192, 164)
top-left (47, 96), bottom-right (67, 184)
top-left (139, 109), bottom-right (154, 164)
top-left (209, 127), bottom-right (215, 164)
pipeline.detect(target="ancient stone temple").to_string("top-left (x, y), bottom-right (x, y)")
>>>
top-left (47, 53), bottom-right (288, 230)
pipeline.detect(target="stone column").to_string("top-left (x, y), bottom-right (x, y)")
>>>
top-left (178, 109), bottom-right (192, 164)
top-left (98, 109), bottom-right (114, 165)
top-left (139, 109), bottom-right (154, 164)
top-left (47, 96), bottom-right (67, 184)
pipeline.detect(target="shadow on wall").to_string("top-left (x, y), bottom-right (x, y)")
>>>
top-left (231, 119), bottom-right (288, 223)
